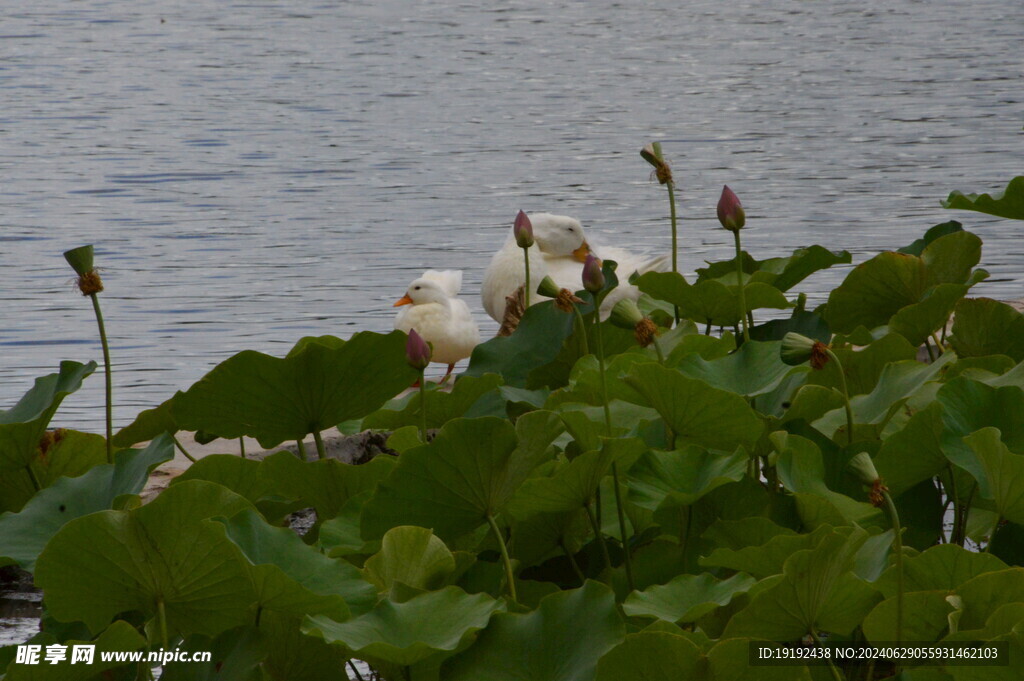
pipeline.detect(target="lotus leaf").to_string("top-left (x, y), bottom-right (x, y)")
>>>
top-left (35, 480), bottom-right (257, 636)
top-left (363, 373), bottom-right (504, 430)
top-left (623, 572), bottom-right (757, 623)
top-left (304, 586), bottom-right (503, 667)
top-left (626, 363), bottom-right (763, 451)
top-left (214, 508), bottom-right (377, 619)
top-left (361, 413), bottom-right (563, 542)
top-left (723, 526), bottom-right (882, 639)
top-left (949, 298), bottom-right (1024, 362)
top-left (363, 525), bottom-right (458, 596)
top-left (0, 434), bottom-right (173, 570)
top-left (443, 580), bottom-right (625, 681)
top-left (1, 620), bottom-right (146, 681)
top-left (594, 632), bottom-right (702, 681)
top-left (0, 361), bottom-right (96, 474)
top-left (171, 331), bottom-right (418, 448)
top-left (942, 176), bottom-right (1024, 220)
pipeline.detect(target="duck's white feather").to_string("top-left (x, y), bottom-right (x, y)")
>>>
top-left (394, 273), bottom-right (480, 365)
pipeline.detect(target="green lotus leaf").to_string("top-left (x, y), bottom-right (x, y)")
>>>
top-left (260, 610), bottom-right (349, 681)
top-left (261, 450), bottom-right (395, 521)
top-left (701, 525), bottom-right (832, 579)
top-left (873, 402), bottom-right (947, 496)
top-left (707, 637), bottom-right (813, 681)
top-left (634, 271), bottom-right (792, 327)
top-left (2, 620), bottom-right (146, 681)
top-left (361, 412), bottom-right (563, 542)
top-left (595, 632), bottom-right (702, 681)
top-left (173, 453), bottom-right (272, 502)
top-left (623, 572), bottom-right (757, 623)
top-left (160, 625), bottom-right (265, 681)
top-left (938, 378), bottom-right (1024, 470)
top-left (626, 363), bottom-right (763, 451)
top-left (955, 568), bottom-right (1024, 629)
top-left (812, 353), bottom-right (953, 438)
top-left (677, 340), bottom-right (809, 398)
top-left (304, 586), bottom-right (504, 667)
top-left (35, 480), bottom-right (257, 636)
top-left (546, 353), bottom-right (653, 409)
top-left (363, 374), bottom-right (504, 430)
top-left (751, 245), bottom-right (853, 292)
top-left (0, 434), bottom-right (173, 570)
top-left (944, 604), bottom-right (1024, 681)
top-left (0, 429), bottom-right (108, 514)
top-left (804, 333), bottom-right (917, 397)
top-left (701, 516), bottom-right (797, 551)
top-left (508, 438), bottom-right (644, 517)
top-left (749, 309), bottom-right (831, 345)
top-left (724, 526), bottom-right (882, 639)
top-left (779, 385), bottom-right (847, 425)
top-left (946, 602), bottom-right (1024, 641)
top-left (172, 331), bottom-right (418, 449)
top-left (876, 544), bottom-right (1009, 601)
top-left (949, 298), bottom-right (1024, 362)
top-left (772, 432), bottom-right (881, 527)
top-left (319, 491), bottom-right (375, 558)
top-left (989, 521), bottom-right (1024, 567)
top-left (897, 221), bottom-right (964, 255)
top-left (443, 581), bottom-right (625, 681)
top-left (213, 507), bottom-right (377, 620)
top-left (112, 396), bottom-right (177, 446)
top-left (824, 251), bottom-right (928, 333)
top-left (509, 507), bottom-right (590, 569)
top-left (958, 428), bottom-right (1024, 525)
top-left (824, 230), bottom-right (982, 334)
top-left (464, 300), bottom-right (580, 388)
top-left (0, 360), bottom-right (97, 475)
top-left (943, 176), bottom-right (1024, 220)
top-left (889, 282), bottom-right (975, 347)
top-left (363, 526), bottom-right (457, 596)
top-left (863, 590), bottom-right (958, 644)
top-left (556, 402), bottom-right (661, 452)
top-left (627, 445), bottom-right (748, 513)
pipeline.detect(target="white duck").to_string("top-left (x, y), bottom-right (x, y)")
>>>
top-left (394, 270), bottom-right (481, 381)
top-left (481, 213), bottom-right (669, 322)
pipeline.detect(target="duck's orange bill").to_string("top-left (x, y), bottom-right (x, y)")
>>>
top-left (393, 295), bottom-right (414, 307)
top-left (572, 242), bottom-right (591, 263)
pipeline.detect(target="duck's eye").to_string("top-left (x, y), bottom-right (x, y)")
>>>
top-left (414, 286), bottom-right (421, 290)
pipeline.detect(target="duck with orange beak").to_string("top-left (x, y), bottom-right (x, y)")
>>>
top-left (393, 270), bottom-right (481, 383)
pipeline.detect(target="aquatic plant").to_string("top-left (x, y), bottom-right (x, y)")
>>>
top-left (7, 175), bottom-right (1024, 681)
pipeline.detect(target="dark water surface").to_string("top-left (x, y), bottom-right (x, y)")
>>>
top-left (1, 0), bottom-right (1022, 429)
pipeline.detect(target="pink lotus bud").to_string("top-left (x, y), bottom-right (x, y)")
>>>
top-left (405, 328), bottom-right (431, 371)
top-left (717, 185), bottom-right (746, 232)
top-left (513, 210), bottom-right (534, 248)
top-left (582, 254), bottom-right (605, 293)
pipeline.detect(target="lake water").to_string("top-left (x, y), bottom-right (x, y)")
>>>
top-left (1, 0), bottom-right (1022, 430)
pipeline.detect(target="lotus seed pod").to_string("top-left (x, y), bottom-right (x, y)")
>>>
top-left (641, 142), bottom-right (673, 185)
top-left (536, 275), bottom-right (562, 299)
top-left (405, 328), bottom-right (432, 371)
top-left (609, 299), bottom-right (644, 329)
top-left (513, 210), bottom-right (534, 249)
top-left (582, 254), bottom-right (605, 294)
top-left (847, 452), bottom-right (881, 485)
top-left (780, 332), bottom-right (818, 365)
top-left (554, 288), bottom-right (584, 313)
top-left (717, 185), bottom-right (746, 232)
top-left (63, 245), bottom-right (95, 276)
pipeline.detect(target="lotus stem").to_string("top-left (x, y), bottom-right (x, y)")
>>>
top-left (25, 465), bottom-right (41, 492)
top-left (313, 429), bottom-right (327, 460)
top-left (523, 247), bottom-right (531, 310)
top-left (296, 439), bottom-right (309, 462)
top-left (945, 465), bottom-right (960, 544)
top-left (172, 435), bottom-right (197, 463)
top-left (255, 605), bottom-right (262, 627)
top-left (985, 515), bottom-right (1002, 554)
top-left (733, 229), bottom-right (750, 343)
top-left (825, 349), bottom-right (854, 446)
top-left (572, 304), bottom-right (589, 357)
top-left (348, 661), bottom-right (366, 681)
top-left (486, 512), bottom-right (517, 603)
top-left (584, 501), bottom-right (612, 580)
top-left (931, 332), bottom-right (944, 353)
top-left (810, 630), bottom-right (843, 681)
top-left (881, 490), bottom-right (904, 643)
top-left (667, 182), bottom-right (681, 325)
top-left (418, 369), bottom-right (428, 443)
top-left (610, 463), bottom-right (635, 592)
top-left (560, 539), bottom-right (586, 585)
top-left (239, 436), bottom-right (245, 459)
top-left (651, 335), bottom-right (665, 364)
top-left (158, 598), bottom-right (169, 651)
top-left (89, 293), bottom-right (114, 463)
top-left (923, 337), bottom-right (935, 362)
